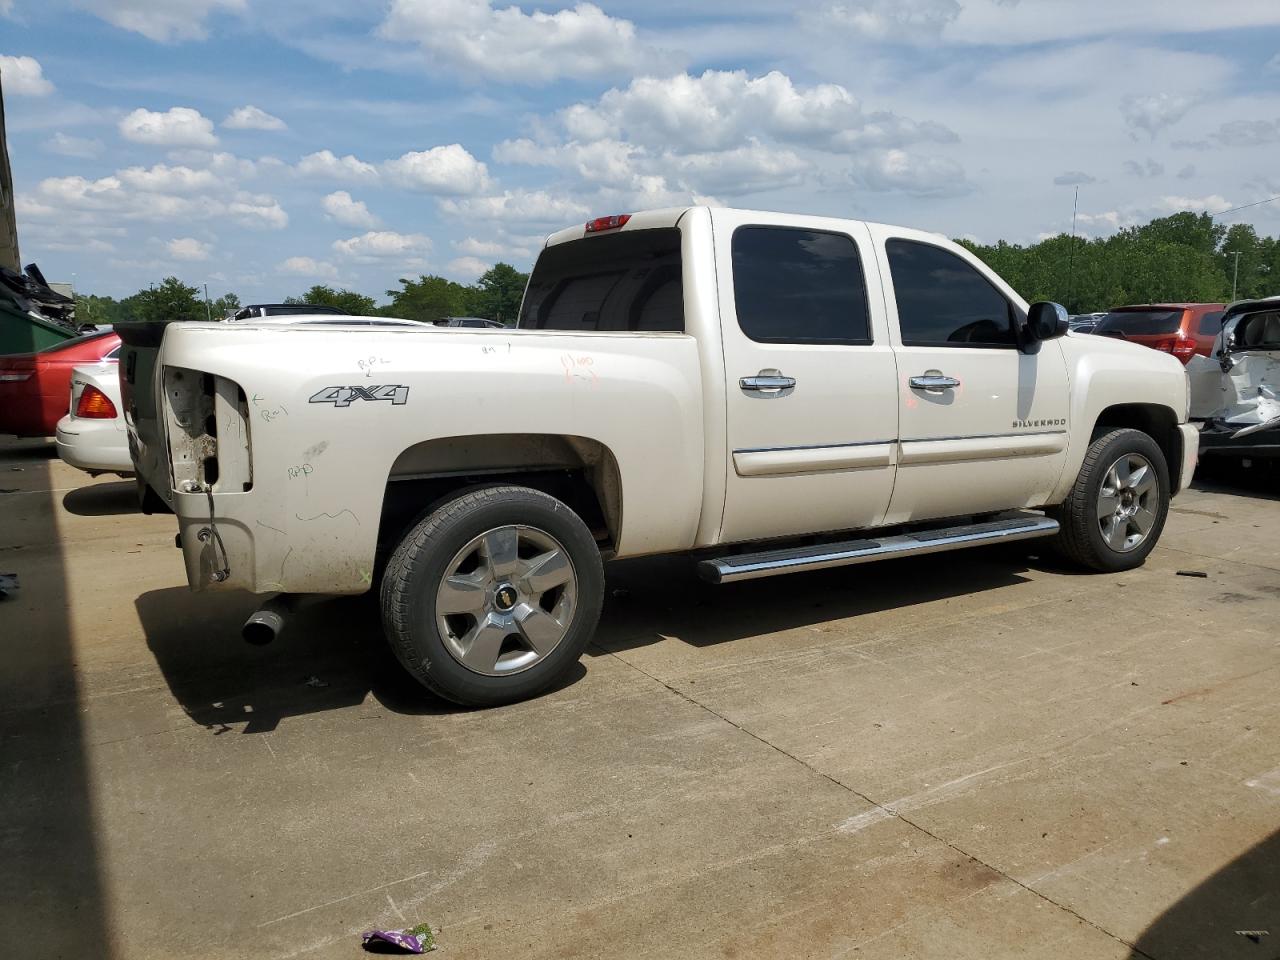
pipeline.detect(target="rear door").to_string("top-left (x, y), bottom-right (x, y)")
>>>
top-left (713, 210), bottom-right (899, 544)
top-left (870, 228), bottom-right (1070, 524)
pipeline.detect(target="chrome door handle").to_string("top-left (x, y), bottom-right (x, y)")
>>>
top-left (740, 374), bottom-right (796, 395)
top-left (909, 374), bottom-right (961, 390)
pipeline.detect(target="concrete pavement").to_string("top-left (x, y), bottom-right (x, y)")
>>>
top-left (2, 437), bottom-right (1278, 959)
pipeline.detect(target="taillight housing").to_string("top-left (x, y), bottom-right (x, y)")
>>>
top-left (75, 385), bottom-right (118, 419)
top-left (585, 214), bottom-right (631, 233)
top-left (1150, 333), bottom-right (1198, 364)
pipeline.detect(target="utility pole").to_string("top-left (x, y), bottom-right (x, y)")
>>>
top-left (204, 283), bottom-right (212, 322)
top-left (1230, 251), bottom-right (1241, 301)
top-left (1065, 185), bottom-right (1079, 311)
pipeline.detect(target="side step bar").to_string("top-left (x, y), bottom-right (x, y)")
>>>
top-left (698, 512), bottom-right (1059, 585)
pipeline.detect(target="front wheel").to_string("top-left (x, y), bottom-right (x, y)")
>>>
top-left (1049, 428), bottom-right (1170, 572)
top-left (380, 485), bottom-right (604, 706)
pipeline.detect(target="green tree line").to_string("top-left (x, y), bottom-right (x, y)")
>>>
top-left (71, 213), bottom-right (1280, 328)
top-left (960, 212), bottom-right (1279, 313)
top-left (74, 262), bottom-right (530, 327)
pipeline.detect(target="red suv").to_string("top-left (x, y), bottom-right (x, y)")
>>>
top-left (0, 332), bottom-right (122, 437)
top-left (1090, 303), bottom-right (1225, 364)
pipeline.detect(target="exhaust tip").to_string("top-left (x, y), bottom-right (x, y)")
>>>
top-left (242, 619), bottom-right (278, 646)
top-left (242, 595), bottom-right (294, 645)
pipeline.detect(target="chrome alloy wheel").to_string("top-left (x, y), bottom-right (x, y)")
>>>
top-left (1097, 453), bottom-right (1159, 553)
top-left (434, 525), bottom-right (578, 677)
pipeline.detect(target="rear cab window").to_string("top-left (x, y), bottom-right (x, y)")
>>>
top-left (519, 229), bottom-right (683, 332)
top-left (730, 226), bottom-right (871, 344)
top-left (886, 239), bottom-right (1018, 348)
top-left (1198, 310), bottom-right (1224, 335)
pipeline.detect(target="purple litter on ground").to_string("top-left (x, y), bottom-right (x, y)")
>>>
top-left (361, 929), bottom-right (424, 954)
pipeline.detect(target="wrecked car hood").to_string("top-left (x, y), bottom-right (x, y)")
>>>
top-left (1187, 296), bottom-right (1280, 437)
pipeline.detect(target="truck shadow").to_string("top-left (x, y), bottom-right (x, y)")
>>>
top-left (133, 587), bottom-right (586, 732)
top-left (1128, 829), bottom-right (1280, 960)
top-left (592, 546), bottom-right (1034, 654)
top-left (137, 545), bottom-right (1032, 729)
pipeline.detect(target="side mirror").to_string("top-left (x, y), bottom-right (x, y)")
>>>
top-left (1025, 302), bottom-right (1069, 343)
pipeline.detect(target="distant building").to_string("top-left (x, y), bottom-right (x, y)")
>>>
top-left (0, 70), bottom-right (18, 274)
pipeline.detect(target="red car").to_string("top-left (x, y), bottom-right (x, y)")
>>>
top-left (0, 332), bottom-right (122, 437)
top-left (1090, 302), bottom-right (1225, 364)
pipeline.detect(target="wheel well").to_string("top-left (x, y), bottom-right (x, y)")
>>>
top-left (376, 434), bottom-right (622, 556)
top-left (1091, 403), bottom-right (1183, 492)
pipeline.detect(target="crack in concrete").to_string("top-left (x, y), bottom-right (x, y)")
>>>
top-left (594, 642), bottom-right (1159, 960)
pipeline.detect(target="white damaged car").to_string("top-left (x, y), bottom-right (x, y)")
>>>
top-left (56, 360), bottom-right (133, 476)
top-left (1187, 296), bottom-right (1280, 462)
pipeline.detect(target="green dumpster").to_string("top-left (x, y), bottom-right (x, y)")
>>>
top-left (0, 298), bottom-right (78, 355)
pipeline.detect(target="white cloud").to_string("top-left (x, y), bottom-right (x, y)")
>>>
top-left (296, 149), bottom-right (379, 183)
top-left (332, 230), bottom-right (431, 261)
top-left (44, 133), bottom-right (104, 158)
top-left (321, 191), bottom-right (380, 229)
top-left (379, 0), bottom-right (676, 83)
top-left (228, 194), bottom-right (288, 229)
top-left (77, 0), bottom-right (246, 43)
top-left (223, 105), bottom-right (286, 131)
top-left (1053, 171), bottom-right (1097, 186)
top-left (440, 189), bottom-right (590, 224)
top-left (447, 256), bottom-right (491, 279)
top-left (1120, 93), bottom-right (1194, 139)
top-left (559, 70), bottom-right (956, 154)
top-left (453, 234), bottom-right (540, 260)
top-left (119, 107), bottom-right (218, 147)
top-left (854, 149), bottom-right (971, 198)
top-left (1176, 164), bottom-right (1196, 180)
top-left (0, 55), bottom-right (55, 96)
top-left (167, 237), bottom-right (211, 261)
top-left (1267, 53), bottom-right (1280, 74)
top-left (278, 256), bottom-right (338, 279)
top-left (383, 144), bottom-right (491, 195)
top-left (1154, 194), bottom-right (1234, 215)
top-left (28, 171), bottom-right (287, 230)
top-left (812, 0), bottom-right (960, 41)
top-left (117, 163), bottom-right (224, 193)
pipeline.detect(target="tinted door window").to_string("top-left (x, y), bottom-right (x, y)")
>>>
top-left (1198, 310), bottom-right (1224, 335)
top-left (731, 227), bottom-right (871, 344)
top-left (887, 239), bottom-right (1017, 347)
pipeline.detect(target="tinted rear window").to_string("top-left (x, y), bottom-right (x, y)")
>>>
top-left (1093, 310), bottom-right (1183, 336)
top-left (731, 227), bottom-right (871, 344)
top-left (519, 228), bottom-right (683, 332)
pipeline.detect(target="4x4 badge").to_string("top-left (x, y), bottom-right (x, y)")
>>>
top-left (309, 385), bottom-right (409, 408)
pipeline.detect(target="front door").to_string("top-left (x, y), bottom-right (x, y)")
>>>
top-left (869, 229), bottom-right (1071, 525)
top-left (713, 210), bottom-right (900, 544)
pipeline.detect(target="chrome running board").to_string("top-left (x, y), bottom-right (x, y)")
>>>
top-left (698, 512), bottom-right (1059, 584)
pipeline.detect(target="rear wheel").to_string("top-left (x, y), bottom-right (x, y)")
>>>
top-left (1049, 428), bottom-right (1170, 572)
top-left (380, 485), bottom-right (604, 706)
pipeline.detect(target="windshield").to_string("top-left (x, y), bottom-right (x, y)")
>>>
top-left (519, 228), bottom-right (683, 332)
top-left (1093, 309), bottom-right (1183, 336)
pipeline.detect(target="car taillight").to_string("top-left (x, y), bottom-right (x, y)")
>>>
top-left (76, 385), bottom-right (117, 419)
top-left (585, 214), bottom-right (631, 233)
top-left (1150, 334), bottom-right (1197, 363)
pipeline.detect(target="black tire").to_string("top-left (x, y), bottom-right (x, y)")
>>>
top-left (380, 485), bottom-right (604, 706)
top-left (1049, 428), bottom-right (1170, 572)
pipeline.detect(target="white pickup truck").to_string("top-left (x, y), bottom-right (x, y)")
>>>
top-left (119, 206), bottom-right (1198, 706)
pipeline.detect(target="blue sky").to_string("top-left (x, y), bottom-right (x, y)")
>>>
top-left (2, 0), bottom-right (1279, 303)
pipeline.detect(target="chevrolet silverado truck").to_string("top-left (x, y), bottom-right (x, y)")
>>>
top-left (118, 207), bottom-right (1198, 706)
